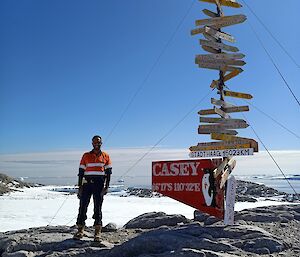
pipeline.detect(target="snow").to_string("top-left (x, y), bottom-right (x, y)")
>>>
top-left (0, 186), bottom-right (297, 232)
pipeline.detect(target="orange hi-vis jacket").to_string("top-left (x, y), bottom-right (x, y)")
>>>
top-left (79, 151), bottom-right (112, 176)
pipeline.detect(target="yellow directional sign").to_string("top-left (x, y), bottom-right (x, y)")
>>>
top-left (190, 142), bottom-right (250, 151)
top-left (211, 133), bottom-right (259, 152)
top-left (224, 90), bottom-right (253, 99)
top-left (210, 69), bottom-right (243, 88)
top-left (195, 15), bottom-right (246, 29)
top-left (200, 0), bottom-right (242, 8)
top-left (199, 39), bottom-right (239, 53)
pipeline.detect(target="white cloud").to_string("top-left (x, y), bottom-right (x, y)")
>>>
top-left (0, 148), bottom-right (299, 187)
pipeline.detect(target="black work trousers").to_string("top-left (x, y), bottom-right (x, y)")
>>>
top-left (76, 177), bottom-right (105, 226)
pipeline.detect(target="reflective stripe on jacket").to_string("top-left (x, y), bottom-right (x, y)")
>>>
top-left (79, 151), bottom-right (112, 176)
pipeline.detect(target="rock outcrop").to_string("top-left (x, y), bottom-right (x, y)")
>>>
top-left (0, 173), bottom-right (37, 196)
top-left (1, 205), bottom-right (300, 257)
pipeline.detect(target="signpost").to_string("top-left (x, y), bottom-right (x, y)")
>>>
top-left (153, 0), bottom-right (256, 225)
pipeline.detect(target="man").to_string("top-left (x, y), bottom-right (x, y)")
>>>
top-left (73, 135), bottom-right (112, 242)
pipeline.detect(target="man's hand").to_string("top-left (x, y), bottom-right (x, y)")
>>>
top-left (77, 186), bottom-right (83, 199)
top-left (101, 186), bottom-right (109, 196)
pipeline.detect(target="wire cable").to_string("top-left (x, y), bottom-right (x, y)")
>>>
top-left (104, 0), bottom-right (197, 144)
top-left (115, 89), bottom-right (213, 181)
top-left (241, 112), bottom-right (298, 195)
top-left (246, 19), bottom-right (300, 108)
top-left (47, 194), bottom-right (70, 226)
top-left (241, 0), bottom-right (300, 68)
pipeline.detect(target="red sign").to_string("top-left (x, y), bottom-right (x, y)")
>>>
top-left (152, 159), bottom-right (224, 219)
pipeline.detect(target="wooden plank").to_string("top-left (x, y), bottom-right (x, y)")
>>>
top-left (213, 158), bottom-right (230, 178)
top-left (224, 176), bottom-right (236, 225)
top-left (210, 69), bottom-right (243, 88)
top-left (220, 159), bottom-right (236, 188)
top-left (200, 0), bottom-right (242, 8)
top-left (205, 26), bottom-right (235, 43)
top-left (196, 58), bottom-right (246, 67)
top-left (191, 27), bottom-right (206, 36)
top-left (202, 9), bottom-right (218, 18)
top-left (200, 117), bottom-right (247, 124)
top-left (195, 15), bottom-right (246, 29)
top-left (190, 142), bottom-right (250, 151)
top-left (201, 45), bottom-right (219, 54)
top-left (224, 90), bottom-right (253, 99)
top-left (223, 105), bottom-right (249, 113)
top-left (211, 133), bottom-right (259, 152)
top-left (198, 108), bottom-right (216, 115)
top-left (198, 62), bottom-right (242, 72)
top-left (211, 98), bottom-right (235, 107)
top-left (196, 53), bottom-right (245, 61)
top-left (198, 127), bottom-right (238, 135)
top-left (214, 106), bottom-right (230, 118)
top-left (199, 39), bottom-right (239, 52)
top-left (189, 148), bottom-right (254, 158)
top-left (203, 32), bottom-right (218, 42)
top-left (199, 122), bottom-right (249, 130)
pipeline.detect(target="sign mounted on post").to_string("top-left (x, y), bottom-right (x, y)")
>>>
top-left (152, 159), bottom-right (224, 218)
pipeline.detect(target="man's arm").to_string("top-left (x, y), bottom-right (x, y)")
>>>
top-left (102, 168), bottom-right (112, 195)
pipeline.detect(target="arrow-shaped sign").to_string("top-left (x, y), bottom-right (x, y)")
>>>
top-left (195, 15), bottom-right (246, 29)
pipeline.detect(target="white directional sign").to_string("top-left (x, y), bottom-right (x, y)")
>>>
top-left (189, 148), bottom-right (254, 158)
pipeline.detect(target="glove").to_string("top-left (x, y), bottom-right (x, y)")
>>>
top-left (77, 186), bottom-right (83, 199)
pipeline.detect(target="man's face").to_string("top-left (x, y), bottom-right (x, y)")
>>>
top-left (92, 137), bottom-right (102, 150)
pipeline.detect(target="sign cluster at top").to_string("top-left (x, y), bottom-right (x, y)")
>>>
top-left (189, 0), bottom-right (258, 159)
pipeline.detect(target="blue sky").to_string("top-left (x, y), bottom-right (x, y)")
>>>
top-left (1, 0), bottom-right (300, 154)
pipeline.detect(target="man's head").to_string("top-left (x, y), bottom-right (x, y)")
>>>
top-left (92, 135), bottom-right (102, 151)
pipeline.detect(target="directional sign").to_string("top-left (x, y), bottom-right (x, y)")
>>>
top-left (200, 39), bottom-right (239, 53)
top-left (191, 27), bottom-right (206, 36)
top-left (189, 148), bottom-right (254, 158)
top-left (210, 69), bottom-right (243, 89)
top-left (205, 26), bottom-right (235, 43)
top-left (190, 142), bottom-right (250, 151)
top-left (224, 175), bottom-right (236, 225)
top-left (198, 126), bottom-right (238, 135)
top-left (196, 53), bottom-right (245, 61)
top-left (211, 98), bottom-right (235, 107)
top-left (223, 105), bottom-right (249, 113)
top-left (199, 122), bottom-right (249, 130)
top-left (195, 15), bottom-right (246, 29)
top-left (198, 63), bottom-right (242, 72)
top-left (202, 9), bottom-right (218, 18)
top-left (203, 32), bottom-right (218, 42)
top-left (214, 106), bottom-right (230, 118)
top-left (200, 117), bottom-right (247, 124)
top-left (224, 90), bottom-right (253, 99)
top-left (152, 159), bottom-right (225, 218)
top-left (211, 133), bottom-right (259, 152)
top-left (201, 45), bottom-right (219, 54)
top-left (196, 58), bottom-right (246, 67)
top-left (200, 0), bottom-right (242, 8)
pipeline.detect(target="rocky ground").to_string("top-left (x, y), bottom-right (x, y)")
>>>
top-left (1, 205), bottom-right (300, 257)
top-left (0, 173), bottom-right (38, 196)
top-left (126, 180), bottom-right (299, 203)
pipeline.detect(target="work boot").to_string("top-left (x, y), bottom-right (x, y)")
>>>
top-left (73, 225), bottom-right (85, 240)
top-left (94, 225), bottom-right (102, 242)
